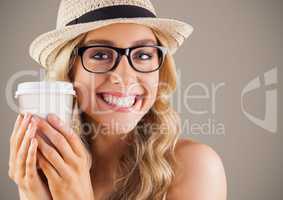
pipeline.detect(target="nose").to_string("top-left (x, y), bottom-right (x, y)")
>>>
top-left (109, 55), bottom-right (138, 86)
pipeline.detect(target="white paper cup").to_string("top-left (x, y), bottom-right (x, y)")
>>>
top-left (15, 81), bottom-right (76, 126)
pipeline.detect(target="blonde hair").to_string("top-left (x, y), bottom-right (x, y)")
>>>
top-left (44, 28), bottom-right (182, 200)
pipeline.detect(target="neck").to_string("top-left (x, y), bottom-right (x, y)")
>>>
top-left (91, 132), bottom-right (130, 164)
top-left (90, 130), bottom-right (132, 186)
top-left (82, 117), bottom-right (132, 180)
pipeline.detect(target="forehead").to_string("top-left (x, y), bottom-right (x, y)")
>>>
top-left (83, 23), bottom-right (158, 47)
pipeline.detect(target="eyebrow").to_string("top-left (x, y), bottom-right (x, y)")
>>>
top-left (83, 39), bottom-right (158, 47)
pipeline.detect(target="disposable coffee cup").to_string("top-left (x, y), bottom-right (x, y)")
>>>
top-left (15, 81), bottom-right (76, 126)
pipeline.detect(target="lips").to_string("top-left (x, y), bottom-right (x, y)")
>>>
top-left (96, 92), bottom-right (144, 101)
top-left (96, 92), bottom-right (144, 110)
top-left (97, 91), bottom-right (143, 98)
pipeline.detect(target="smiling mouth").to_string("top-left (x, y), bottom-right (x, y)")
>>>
top-left (96, 92), bottom-right (143, 108)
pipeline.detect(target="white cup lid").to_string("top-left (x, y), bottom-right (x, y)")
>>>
top-left (15, 81), bottom-right (76, 98)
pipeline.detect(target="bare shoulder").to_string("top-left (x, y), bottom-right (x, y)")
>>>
top-left (166, 138), bottom-right (227, 200)
top-left (174, 138), bottom-right (224, 168)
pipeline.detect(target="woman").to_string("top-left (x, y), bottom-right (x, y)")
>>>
top-left (8, 0), bottom-right (227, 199)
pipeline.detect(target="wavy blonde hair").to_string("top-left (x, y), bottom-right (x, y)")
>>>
top-left (43, 28), bottom-right (182, 200)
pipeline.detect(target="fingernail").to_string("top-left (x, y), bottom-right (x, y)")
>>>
top-left (31, 115), bottom-right (40, 123)
top-left (16, 113), bottom-right (22, 121)
top-left (23, 113), bottom-right (28, 120)
top-left (18, 113), bottom-right (23, 119)
top-left (25, 113), bottom-right (33, 121)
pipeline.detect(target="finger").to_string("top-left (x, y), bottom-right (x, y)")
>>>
top-left (10, 113), bottom-right (24, 145)
top-left (10, 113), bottom-right (29, 161)
top-left (37, 150), bottom-right (61, 183)
top-left (25, 138), bottom-right (38, 182)
top-left (36, 134), bottom-right (70, 178)
top-left (26, 139), bottom-right (51, 192)
top-left (16, 121), bottom-right (37, 179)
top-left (47, 113), bottom-right (86, 157)
top-left (32, 115), bottom-right (77, 165)
top-left (9, 113), bottom-right (24, 177)
top-left (14, 113), bottom-right (33, 158)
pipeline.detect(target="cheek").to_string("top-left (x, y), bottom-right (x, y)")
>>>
top-left (143, 74), bottom-right (160, 107)
top-left (72, 64), bottom-right (105, 113)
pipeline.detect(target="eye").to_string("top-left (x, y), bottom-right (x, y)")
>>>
top-left (134, 52), bottom-right (153, 60)
top-left (92, 52), bottom-right (110, 60)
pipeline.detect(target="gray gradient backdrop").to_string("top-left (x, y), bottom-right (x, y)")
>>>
top-left (0, 0), bottom-right (282, 199)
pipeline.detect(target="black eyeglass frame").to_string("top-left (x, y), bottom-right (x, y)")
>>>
top-left (73, 44), bottom-right (168, 74)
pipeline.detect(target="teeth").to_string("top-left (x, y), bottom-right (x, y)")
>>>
top-left (101, 94), bottom-right (136, 107)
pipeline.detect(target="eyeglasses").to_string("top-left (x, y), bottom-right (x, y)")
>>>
top-left (73, 44), bottom-right (168, 74)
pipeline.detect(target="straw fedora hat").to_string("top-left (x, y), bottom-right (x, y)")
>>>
top-left (29, 0), bottom-right (194, 69)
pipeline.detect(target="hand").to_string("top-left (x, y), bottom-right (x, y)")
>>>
top-left (8, 113), bottom-right (52, 200)
top-left (32, 113), bottom-right (94, 200)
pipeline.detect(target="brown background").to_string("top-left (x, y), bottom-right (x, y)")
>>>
top-left (0, 0), bottom-right (282, 199)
